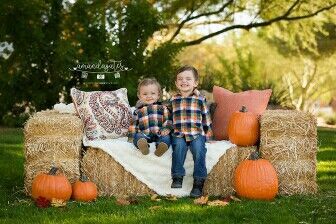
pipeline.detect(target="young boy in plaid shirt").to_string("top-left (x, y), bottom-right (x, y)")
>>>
top-left (169, 65), bottom-right (213, 198)
top-left (128, 78), bottom-right (172, 157)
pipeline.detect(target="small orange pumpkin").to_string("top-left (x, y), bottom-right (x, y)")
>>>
top-left (227, 106), bottom-right (259, 146)
top-left (31, 167), bottom-right (72, 201)
top-left (72, 174), bottom-right (98, 202)
top-left (234, 151), bottom-right (278, 200)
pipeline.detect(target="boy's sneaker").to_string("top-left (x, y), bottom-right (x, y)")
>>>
top-left (154, 142), bottom-right (169, 157)
top-left (190, 179), bottom-right (205, 198)
top-left (137, 138), bottom-right (149, 155)
top-left (171, 177), bottom-right (183, 188)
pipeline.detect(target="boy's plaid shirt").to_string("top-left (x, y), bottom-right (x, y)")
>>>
top-left (128, 102), bottom-right (173, 137)
top-left (169, 93), bottom-right (213, 142)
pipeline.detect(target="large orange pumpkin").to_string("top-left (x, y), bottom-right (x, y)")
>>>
top-left (227, 106), bottom-right (259, 146)
top-left (72, 174), bottom-right (98, 202)
top-left (31, 167), bottom-right (72, 201)
top-left (234, 151), bottom-right (278, 200)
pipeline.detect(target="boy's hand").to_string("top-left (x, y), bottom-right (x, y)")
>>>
top-left (127, 137), bottom-right (133, 143)
top-left (193, 89), bottom-right (200, 96)
top-left (160, 129), bottom-right (170, 136)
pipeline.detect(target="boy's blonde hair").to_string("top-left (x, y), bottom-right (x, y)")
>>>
top-left (137, 78), bottom-right (162, 95)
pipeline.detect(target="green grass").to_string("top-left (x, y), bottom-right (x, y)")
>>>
top-left (0, 127), bottom-right (335, 223)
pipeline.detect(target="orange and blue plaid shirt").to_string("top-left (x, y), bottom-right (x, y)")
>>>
top-left (169, 93), bottom-right (213, 142)
top-left (128, 102), bottom-right (173, 137)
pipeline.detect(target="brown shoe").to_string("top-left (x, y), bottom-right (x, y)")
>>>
top-left (137, 138), bottom-right (149, 155)
top-left (154, 142), bottom-right (168, 157)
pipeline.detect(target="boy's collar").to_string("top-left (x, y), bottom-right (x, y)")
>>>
top-left (136, 100), bottom-right (162, 109)
top-left (175, 88), bottom-right (198, 97)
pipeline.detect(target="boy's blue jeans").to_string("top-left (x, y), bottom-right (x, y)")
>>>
top-left (133, 132), bottom-right (171, 148)
top-left (171, 135), bottom-right (207, 180)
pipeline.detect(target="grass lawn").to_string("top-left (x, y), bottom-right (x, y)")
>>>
top-left (0, 127), bottom-right (335, 223)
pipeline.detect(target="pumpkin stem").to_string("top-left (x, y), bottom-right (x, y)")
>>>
top-left (80, 174), bottom-right (89, 182)
top-left (249, 151), bottom-right (260, 160)
top-left (49, 167), bottom-right (58, 175)
top-left (240, 106), bottom-right (248, 113)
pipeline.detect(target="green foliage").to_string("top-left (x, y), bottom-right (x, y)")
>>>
top-left (201, 45), bottom-right (290, 106)
top-left (1, 0), bottom-right (336, 125)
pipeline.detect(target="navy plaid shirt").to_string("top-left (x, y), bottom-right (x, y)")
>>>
top-left (128, 102), bottom-right (173, 137)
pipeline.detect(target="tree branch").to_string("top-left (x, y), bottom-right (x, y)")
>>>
top-left (182, 2), bottom-right (336, 46)
top-left (168, 0), bottom-right (234, 43)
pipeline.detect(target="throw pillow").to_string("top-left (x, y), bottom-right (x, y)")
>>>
top-left (71, 88), bottom-right (132, 141)
top-left (212, 86), bottom-right (272, 140)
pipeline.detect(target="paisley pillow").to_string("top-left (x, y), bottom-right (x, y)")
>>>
top-left (70, 88), bottom-right (132, 141)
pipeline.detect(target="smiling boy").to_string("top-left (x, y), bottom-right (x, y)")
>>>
top-left (169, 65), bottom-right (213, 197)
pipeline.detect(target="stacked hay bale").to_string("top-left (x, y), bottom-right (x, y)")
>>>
top-left (82, 145), bottom-right (255, 197)
top-left (260, 110), bottom-right (317, 195)
top-left (24, 110), bottom-right (83, 195)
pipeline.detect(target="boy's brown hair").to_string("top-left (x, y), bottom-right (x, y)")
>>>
top-left (137, 78), bottom-right (162, 96)
top-left (175, 65), bottom-right (199, 81)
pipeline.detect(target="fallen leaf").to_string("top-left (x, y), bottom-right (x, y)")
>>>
top-left (208, 200), bottom-right (229, 207)
top-left (51, 198), bottom-right (67, 207)
top-left (127, 196), bottom-right (139, 205)
top-left (150, 194), bottom-right (161, 202)
top-left (116, 198), bottom-right (130, 206)
top-left (194, 196), bottom-right (208, 205)
top-left (222, 196), bottom-right (232, 203)
top-left (165, 194), bottom-right (177, 201)
top-left (35, 197), bottom-right (50, 208)
top-left (149, 205), bottom-right (162, 211)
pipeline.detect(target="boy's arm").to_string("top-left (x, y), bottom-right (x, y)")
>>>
top-left (201, 98), bottom-right (213, 141)
top-left (160, 103), bottom-right (173, 135)
top-left (128, 110), bottom-right (138, 139)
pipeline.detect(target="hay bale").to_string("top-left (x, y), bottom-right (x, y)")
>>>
top-left (204, 147), bottom-right (237, 196)
top-left (278, 180), bottom-right (318, 195)
top-left (24, 110), bottom-right (83, 138)
top-left (82, 146), bottom-right (255, 197)
top-left (204, 146), bottom-right (256, 196)
top-left (24, 136), bottom-right (82, 161)
top-left (260, 110), bottom-right (317, 195)
top-left (24, 159), bottom-right (80, 194)
top-left (81, 147), bottom-right (153, 197)
top-left (236, 146), bottom-right (256, 162)
top-left (23, 110), bottom-right (83, 195)
top-left (272, 160), bottom-right (317, 181)
top-left (260, 110), bottom-right (316, 138)
top-left (260, 136), bottom-right (316, 161)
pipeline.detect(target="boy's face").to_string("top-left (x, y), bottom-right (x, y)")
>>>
top-left (138, 84), bottom-right (160, 104)
top-left (175, 70), bottom-right (198, 94)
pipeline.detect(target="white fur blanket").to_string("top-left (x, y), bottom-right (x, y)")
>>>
top-left (83, 137), bottom-right (235, 197)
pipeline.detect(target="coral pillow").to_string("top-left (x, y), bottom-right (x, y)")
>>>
top-left (71, 88), bottom-right (132, 141)
top-left (212, 86), bottom-right (272, 140)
